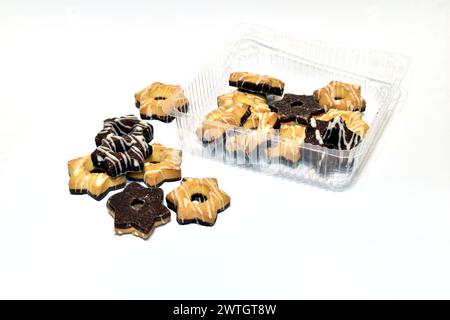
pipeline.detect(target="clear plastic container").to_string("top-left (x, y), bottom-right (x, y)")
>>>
top-left (167, 25), bottom-right (409, 190)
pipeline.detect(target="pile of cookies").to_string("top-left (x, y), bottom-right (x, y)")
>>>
top-left (196, 72), bottom-right (369, 166)
top-left (68, 83), bottom-right (230, 240)
top-left (68, 74), bottom-right (370, 239)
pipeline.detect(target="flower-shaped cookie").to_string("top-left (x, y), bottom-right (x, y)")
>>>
top-left (166, 178), bottom-right (230, 226)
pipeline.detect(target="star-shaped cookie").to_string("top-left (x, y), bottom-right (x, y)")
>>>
top-left (107, 183), bottom-right (171, 239)
top-left (127, 143), bottom-right (182, 187)
top-left (229, 72), bottom-right (285, 96)
top-left (68, 154), bottom-right (126, 201)
top-left (313, 80), bottom-right (366, 112)
top-left (196, 104), bottom-right (251, 144)
top-left (266, 122), bottom-right (306, 165)
top-left (225, 112), bottom-right (278, 157)
top-left (135, 82), bottom-right (189, 123)
top-left (166, 178), bottom-right (230, 226)
top-left (270, 94), bottom-right (325, 125)
top-left (305, 116), bottom-right (361, 150)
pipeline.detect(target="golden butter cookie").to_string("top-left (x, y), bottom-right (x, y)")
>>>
top-left (225, 112), bottom-right (278, 156)
top-left (135, 82), bottom-right (189, 123)
top-left (68, 155), bottom-right (126, 201)
top-left (127, 143), bottom-right (182, 187)
top-left (217, 90), bottom-right (272, 130)
top-left (313, 80), bottom-right (366, 112)
top-left (266, 122), bottom-right (306, 165)
top-left (196, 104), bottom-right (251, 143)
top-left (217, 90), bottom-right (270, 112)
top-left (166, 178), bottom-right (230, 226)
top-left (229, 72), bottom-right (284, 96)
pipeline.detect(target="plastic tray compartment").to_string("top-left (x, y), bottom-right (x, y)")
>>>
top-left (170, 26), bottom-right (408, 190)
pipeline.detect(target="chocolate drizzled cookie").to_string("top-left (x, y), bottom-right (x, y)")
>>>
top-left (305, 116), bottom-right (361, 150)
top-left (91, 115), bottom-right (153, 177)
top-left (95, 115), bottom-right (153, 146)
top-left (92, 135), bottom-right (152, 177)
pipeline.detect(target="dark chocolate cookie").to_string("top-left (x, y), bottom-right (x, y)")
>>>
top-left (91, 115), bottom-right (153, 177)
top-left (304, 116), bottom-right (361, 150)
top-left (94, 115), bottom-right (153, 147)
top-left (92, 136), bottom-right (152, 177)
top-left (270, 94), bottom-right (325, 125)
top-left (107, 183), bottom-right (171, 239)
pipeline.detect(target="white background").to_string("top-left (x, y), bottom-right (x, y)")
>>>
top-left (0, 0), bottom-right (449, 299)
